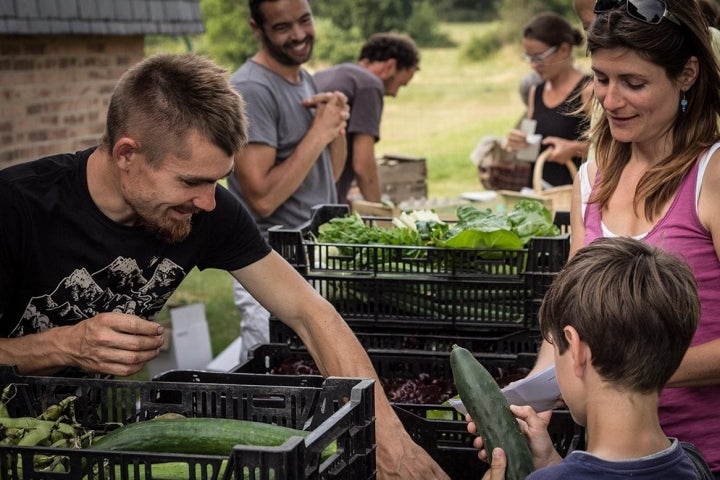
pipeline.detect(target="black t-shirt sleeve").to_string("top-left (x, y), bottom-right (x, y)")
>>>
top-left (194, 185), bottom-right (272, 272)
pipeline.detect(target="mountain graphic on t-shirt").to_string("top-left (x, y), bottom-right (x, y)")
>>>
top-left (57, 268), bottom-right (105, 302)
top-left (13, 256), bottom-right (185, 336)
top-left (44, 300), bottom-right (85, 323)
top-left (137, 258), bottom-right (185, 311)
top-left (99, 257), bottom-right (149, 291)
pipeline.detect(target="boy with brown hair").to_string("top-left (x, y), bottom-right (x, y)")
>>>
top-left (472, 237), bottom-right (706, 479)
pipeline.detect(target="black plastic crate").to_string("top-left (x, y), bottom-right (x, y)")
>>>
top-left (234, 343), bottom-right (537, 406)
top-left (268, 204), bottom-right (569, 330)
top-left (234, 344), bottom-right (582, 479)
top-left (394, 405), bottom-right (584, 480)
top-left (0, 365), bottom-right (375, 479)
top-left (270, 317), bottom-right (543, 354)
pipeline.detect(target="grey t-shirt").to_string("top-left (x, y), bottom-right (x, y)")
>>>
top-left (228, 60), bottom-right (337, 236)
top-left (314, 63), bottom-right (384, 201)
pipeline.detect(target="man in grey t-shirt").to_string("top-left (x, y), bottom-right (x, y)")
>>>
top-left (314, 33), bottom-right (419, 204)
top-left (227, 0), bottom-right (348, 365)
top-left (226, 2), bottom-right (449, 478)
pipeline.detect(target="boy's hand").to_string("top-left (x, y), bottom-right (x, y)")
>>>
top-left (510, 405), bottom-right (563, 469)
top-left (466, 405), bottom-right (563, 470)
top-left (481, 448), bottom-right (507, 480)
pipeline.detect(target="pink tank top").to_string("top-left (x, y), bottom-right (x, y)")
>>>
top-left (584, 152), bottom-right (720, 472)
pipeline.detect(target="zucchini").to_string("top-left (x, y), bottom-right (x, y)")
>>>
top-left (450, 344), bottom-right (533, 480)
top-left (90, 417), bottom-right (336, 461)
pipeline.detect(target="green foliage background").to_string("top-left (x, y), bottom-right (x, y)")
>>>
top-left (186, 0), bottom-right (579, 69)
top-left (200, 0), bottom-right (253, 69)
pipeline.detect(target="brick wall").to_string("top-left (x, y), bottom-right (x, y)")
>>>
top-left (0, 35), bottom-right (144, 169)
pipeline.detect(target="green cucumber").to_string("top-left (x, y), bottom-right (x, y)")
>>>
top-left (450, 344), bottom-right (533, 480)
top-left (106, 461), bottom-right (228, 480)
top-left (100, 461), bottom-right (277, 480)
top-left (90, 417), bottom-right (336, 461)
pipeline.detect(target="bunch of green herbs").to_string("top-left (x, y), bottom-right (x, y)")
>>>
top-left (316, 200), bottom-right (559, 251)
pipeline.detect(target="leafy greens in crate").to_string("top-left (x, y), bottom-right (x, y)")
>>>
top-left (314, 200), bottom-right (559, 272)
top-left (318, 200), bottom-right (558, 248)
top-left (278, 201), bottom-right (567, 328)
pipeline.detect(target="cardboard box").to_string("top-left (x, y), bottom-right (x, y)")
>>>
top-left (147, 303), bottom-right (213, 378)
top-left (205, 336), bottom-right (243, 372)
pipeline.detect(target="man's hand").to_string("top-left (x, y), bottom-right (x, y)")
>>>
top-left (303, 91), bottom-right (350, 142)
top-left (69, 312), bottom-right (165, 376)
top-left (482, 448), bottom-right (507, 480)
top-left (376, 426), bottom-right (450, 479)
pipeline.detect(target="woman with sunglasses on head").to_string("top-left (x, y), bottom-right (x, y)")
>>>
top-left (504, 12), bottom-right (593, 189)
top-left (575, 1), bottom-right (720, 476)
top-left (471, 1), bottom-right (720, 479)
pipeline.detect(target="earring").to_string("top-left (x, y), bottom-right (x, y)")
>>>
top-left (681, 91), bottom-right (688, 113)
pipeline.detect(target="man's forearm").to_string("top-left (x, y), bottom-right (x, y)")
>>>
top-left (238, 136), bottom-right (333, 217)
top-left (352, 135), bottom-right (381, 202)
top-left (328, 135), bottom-right (346, 182)
top-left (0, 330), bottom-right (70, 375)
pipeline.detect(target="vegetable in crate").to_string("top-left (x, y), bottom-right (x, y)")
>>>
top-left (449, 344), bottom-right (533, 480)
top-left (90, 417), bottom-right (337, 461)
top-left (443, 201), bottom-right (559, 249)
top-left (317, 200), bottom-right (559, 250)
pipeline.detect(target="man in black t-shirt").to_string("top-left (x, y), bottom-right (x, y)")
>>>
top-left (0, 53), bottom-right (262, 376)
top-left (0, 51), bottom-right (449, 480)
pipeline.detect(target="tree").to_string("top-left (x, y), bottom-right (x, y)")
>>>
top-left (406, 1), bottom-right (455, 47)
top-left (198, 0), bottom-right (456, 67)
top-left (313, 0), bottom-right (411, 37)
top-left (432, 0), bottom-right (500, 21)
top-left (200, 0), bottom-right (255, 70)
top-left (313, 0), bottom-right (451, 47)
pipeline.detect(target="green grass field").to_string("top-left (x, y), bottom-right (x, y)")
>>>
top-left (378, 22), bottom-right (528, 197)
top-left (139, 23), bottom-right (588, 379)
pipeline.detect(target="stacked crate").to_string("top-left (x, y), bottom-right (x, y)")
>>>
top-left (234, 344), bottom-right (583, 480)
top-left (262, 204), bottom-right (576, 477)
top-left (268, 204), bottom-right (570, 342)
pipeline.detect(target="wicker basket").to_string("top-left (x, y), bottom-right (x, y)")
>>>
top-left (473, 136), bottom-right (532, 191)
top-left (482, 160), bottom-right (532, 191)
top-left (499, 149), bottom-right (577, 214)
top-left (533, 149), bottom-right (577, 211)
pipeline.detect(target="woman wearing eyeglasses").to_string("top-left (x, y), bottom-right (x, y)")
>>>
top-left (504, 12), bottom-right (593, 189)
top-left (471, 1), bottom-right (720, 479)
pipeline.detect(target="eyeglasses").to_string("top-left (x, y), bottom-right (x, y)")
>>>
top-left (594, 0), bottom-right (681, 26)
top-left (522, 45), bottom-right (558, 64)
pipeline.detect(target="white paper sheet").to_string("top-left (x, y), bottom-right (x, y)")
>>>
top-left (460, 191), bottom-right (498, 202)
top-left (449, 365), bottom-right (561, 415)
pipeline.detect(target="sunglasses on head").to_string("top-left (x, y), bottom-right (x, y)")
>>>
top-left (594, 0), bottom-right (681, 26)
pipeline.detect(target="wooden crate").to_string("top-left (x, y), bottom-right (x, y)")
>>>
top-left (378, 154), bottom-right (427, 204)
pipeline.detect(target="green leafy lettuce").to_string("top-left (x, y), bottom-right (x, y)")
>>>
top-left (316, 200), bottom-right (559, 250)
